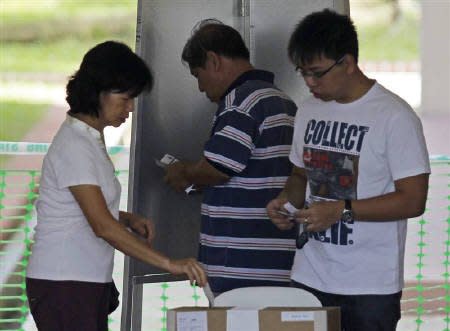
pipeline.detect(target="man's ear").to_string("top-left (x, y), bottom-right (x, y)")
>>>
top-left (206, 51), bottom-right (221, 71)
top-left (343, 54), bottom-right (357, 74)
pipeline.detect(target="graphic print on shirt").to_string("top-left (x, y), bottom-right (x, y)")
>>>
top-left (303, 119), bottom-right (369, 246)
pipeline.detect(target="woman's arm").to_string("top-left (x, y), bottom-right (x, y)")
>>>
top-left (69, 184), bottom-right (207, 286)
top-left (118, 211), bottom-right (155, 246)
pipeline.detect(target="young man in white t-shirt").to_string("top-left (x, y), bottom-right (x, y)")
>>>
top-left (266, 9), bottom-right (430, 331)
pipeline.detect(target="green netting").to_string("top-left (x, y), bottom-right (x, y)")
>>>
top-left (0, 169), bottom-right (205, 331)
top-left (1, 155), bottom-right (449, 330)
top-left (0, 170), bottom-right (38, 331)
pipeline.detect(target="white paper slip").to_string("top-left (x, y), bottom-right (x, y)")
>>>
top-left (227, 309), bottom-right (259, 331)
top-left (158, 154), bottom-right (179, 167)
top-left (185, 184), bottom-right (197, 194)
top-left (281, 311), bottom-right (314, 321)
top-left (156, 154), bottom-right (197, 195)
top-left (176, 311), bottom-right (208, 331)
top-left (283, 201), bottom-right (299, 214)
top-left (203, 283), bottom-right (215, 307)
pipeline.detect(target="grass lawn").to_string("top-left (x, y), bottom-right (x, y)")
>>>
top-left (0, 99), bottom-right (49, 141)
top-left (0, 0), bottom-right (421, 160)
top-left (0, 0), bottom-right (421, 75)
top-left (0, 0), bottom-right (421, 149)
top-left (1, 0), bottom-right (137, 74)
top-left (358, 12), bottom-right (419, 62)
top-left (0, 99), bottom-right (49, 166)
top-left (2, 37), bottom-right (135, 74)
top-left (351, 0), bottom-right (420, 62)
top-left (0, 0), bottom-right (137, 164)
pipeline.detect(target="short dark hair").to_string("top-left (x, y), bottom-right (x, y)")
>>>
top-left (181, 19), bottom-right (250, 68)
top-left (66, 41), bottom-right (153, 117)
top-left (288, 9), bottom-right (358, 66)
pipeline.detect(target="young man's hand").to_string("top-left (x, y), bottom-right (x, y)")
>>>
top-left (296, 200), bottom-right (343, 232)
top-left (266, 197), bottom-right (295, 230)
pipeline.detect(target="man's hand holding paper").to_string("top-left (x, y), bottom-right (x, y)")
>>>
top-left (164, 161), bottom-right (192, 193)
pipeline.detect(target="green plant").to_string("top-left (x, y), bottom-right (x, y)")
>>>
top-left (0, 99), bottom-right (49, 167)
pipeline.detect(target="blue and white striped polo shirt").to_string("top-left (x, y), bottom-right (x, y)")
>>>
top-left (200, 70), bottom-right (297, 293)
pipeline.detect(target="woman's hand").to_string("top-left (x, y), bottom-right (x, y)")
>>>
top-left (167, 258), bottom-right (207, 287)
top-left (127, 214), bottom-right (155, 246)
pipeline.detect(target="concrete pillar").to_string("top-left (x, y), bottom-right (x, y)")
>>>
top-left (421, 1), bottom-right (450, 114)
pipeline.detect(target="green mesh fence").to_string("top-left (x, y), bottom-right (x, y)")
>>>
top-left (398, 156), bottom-right (450, 331)
top-left (0, 145), bottom-right (449, 330)
top-left (0, 170), bottom-right (40, 330)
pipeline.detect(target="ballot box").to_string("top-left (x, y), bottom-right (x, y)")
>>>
top-left (167, 306), bottom-right (341, 331)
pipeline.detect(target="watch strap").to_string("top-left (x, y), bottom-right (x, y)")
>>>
top-left (344, 199), bottom-right (352, 211)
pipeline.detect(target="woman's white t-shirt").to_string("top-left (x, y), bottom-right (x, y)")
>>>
top-left (27, 115), bottom-right (121, 283)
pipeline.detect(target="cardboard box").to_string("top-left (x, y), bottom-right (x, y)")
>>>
top-left (167, 306), bottom-right (340, 331)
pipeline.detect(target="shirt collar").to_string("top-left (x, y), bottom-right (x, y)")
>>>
top-left (220, 69), bottom-right (275, 101)
top-left (65, 113), bottom-right (104, 144)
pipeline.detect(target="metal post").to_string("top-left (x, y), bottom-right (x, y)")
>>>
top-left (130, 281), bottom-right (143, 331)
top-left (234, 0), bottom-right (251, 54)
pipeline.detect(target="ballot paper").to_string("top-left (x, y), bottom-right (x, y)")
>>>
top-left (203, 283), bottom-right (215, 307)
top-left (156, 153), bottom-right (197, 194)
top-left (283, 201), bottom-right (299, 215)
top-left (156, 154), bottom-right (178, 167)
top-left (176, 311), bottom-right (207, 331)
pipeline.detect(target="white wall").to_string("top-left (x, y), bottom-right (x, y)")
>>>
top-left (421, 1), bottom-right (450, 114)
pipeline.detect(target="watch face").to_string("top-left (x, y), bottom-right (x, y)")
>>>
top-left (341, 209), bottom-right (353, 222)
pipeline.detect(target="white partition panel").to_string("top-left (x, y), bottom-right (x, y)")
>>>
top-left (122, 1), bottom-right (348, 329)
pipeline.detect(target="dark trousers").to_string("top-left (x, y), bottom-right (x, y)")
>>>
top-left (26, 278), bottom-right (112, 331)
top-left (292, 280), bottom-right (401, 331)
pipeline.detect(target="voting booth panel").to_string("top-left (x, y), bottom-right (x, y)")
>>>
top-left (122, 1), bottom-right (349, 330)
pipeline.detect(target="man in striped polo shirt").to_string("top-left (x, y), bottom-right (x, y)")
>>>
top-left (165, 19), bottom-right (297, 296)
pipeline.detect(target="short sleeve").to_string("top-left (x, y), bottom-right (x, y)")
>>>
top-left (386, 109), bottom-right (430, 180)
top-left (49, 139), bottom-right (101, 189)
top-left (204, 108), bottom-right (258, 176)
top-left (289, 109), bottom-right (305, 168)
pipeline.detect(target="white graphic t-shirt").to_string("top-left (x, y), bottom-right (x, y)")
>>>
top-left (289, 82), bottom-right (430, 295)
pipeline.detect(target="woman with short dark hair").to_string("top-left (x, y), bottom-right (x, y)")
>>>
top-left (26, 41), bottom-right (206, 331)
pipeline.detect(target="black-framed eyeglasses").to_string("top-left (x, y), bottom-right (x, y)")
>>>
top-left (296, 56), bottom-right (345, 79)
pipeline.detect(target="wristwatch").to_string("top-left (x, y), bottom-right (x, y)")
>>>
top-left (341, 199), bottom-right (353, 223)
